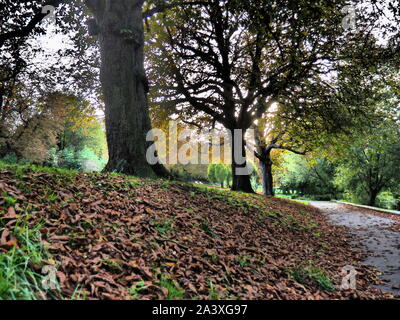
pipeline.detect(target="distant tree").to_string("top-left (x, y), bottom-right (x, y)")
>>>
top-left (0, 1), bottom-right (100, 158)
top-left (277, 154), bottom-right (337, 199)
top-left (208, 163), bottom-right (231, 188)
top-left (0, 91), bottom-right (66, 163)
top-left (334, 123), bottom-right (400, 206)
top-left (0, 91), bottom-right (106, 167)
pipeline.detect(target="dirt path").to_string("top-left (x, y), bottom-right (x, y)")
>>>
top-left (311, 201), bottom-right (400, 295)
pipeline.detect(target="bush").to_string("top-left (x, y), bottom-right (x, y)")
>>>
top-left (48, 147), bottom-right (106, 172)
top-left (308, 194), bottom-right (332, 201)
top-left (0, 153), bottom-right (31, 166)
top-left (0, 153), bottom-right (19, 164)
top-left (207, 164), bottom-right (231, 187)
top-left (376, 191), bottom-right (398, 210)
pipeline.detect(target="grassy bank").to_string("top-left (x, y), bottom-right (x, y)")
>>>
top-left (0, 163), bottom-right (393, 300)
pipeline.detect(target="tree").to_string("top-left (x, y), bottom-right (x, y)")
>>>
top-left (84, 0), bottom-right (207, 177)
top-left (277, 154), bottom-right (337, 199)
top-left (252, 71), bottom-right (385, 197)
top-left (1, 0), bottom-right (100, 161)
top-left (334, 123), bottom-right (400, 206)
top-left (0, 91), bottom-right (66, 163)
top-left (253, 116), bottom-right (306, 197)
top-left (48, 93), bottom-right (108, 170)
top-left (207, 163), bottom-right (230, 188)
top-left (146, 0), bottom-right (392, 192)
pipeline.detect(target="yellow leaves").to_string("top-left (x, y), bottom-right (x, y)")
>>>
top-left (163, 262), bottom-right (176, 267)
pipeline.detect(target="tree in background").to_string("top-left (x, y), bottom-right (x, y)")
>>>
top-left (0, 91), bottom-right (107, 170)
top-left (0, 1), bottom-right (99, 121)
top-left (253, 115), bottom-right (307, 197)
top-left (334, 123), bottom-right (400, 207)
top-left (0, 0), bottom-right (101, 164)
top-left (207, 164), bottom-right (231, 188)
top-left (147, 0), bottom-right (394, 193)
top-left (277, 154), bottom-right (338, 200)
top-left (0, 96), bottom-right (65, 163)
top-left (0, 89), bottom-right (68, 162)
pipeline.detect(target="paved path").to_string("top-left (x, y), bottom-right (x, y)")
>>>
top-left (311, 201), bottom-right (400, 295)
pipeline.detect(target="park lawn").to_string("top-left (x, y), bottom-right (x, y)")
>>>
top-left (0, 163), bottom-right (394, 300)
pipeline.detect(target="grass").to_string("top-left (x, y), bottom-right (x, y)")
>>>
top-left (0, 161), bottom-right (77, 177)
top-left (208, 281), bottom-right (220, 300)
top-left (151, 219), bottom-right (174, 236)
top-left (0, 163), bottom-right (64, 299)
top-left (237, 255), bottom-right (251, 268)
top-left (288, 262), bottom-right (334, 292)
top-left (158, 275), bottom-right (185, 300)
top-left (3, 196), bottom-right (17, 207)
top-left (0, 218), bottom-right (60, 300)
top-left (276, 195), bottom-right (311, 205)
top-left (129, 281), bottom-right (146, 299)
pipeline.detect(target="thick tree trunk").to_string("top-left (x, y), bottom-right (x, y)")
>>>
top-left (260, 154), bottom-right (274, 196)
top-left (87, 0), bottom-right (168, 178)
top-left (230, 129), bottom-right (254, 193)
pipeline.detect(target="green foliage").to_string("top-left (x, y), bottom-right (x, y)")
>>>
top-left (248, 162), bottom-right (260, 192)
top-left (376, 191), bottom-right (399, 210)
top-left (334, 123), bottom-right (400, 207)
top-left (208, 281), bottom-right (220, 300)
top-left (0, 92), bottom-right (107, 172)
top-left (0, 153), bottom-right (18, 165)
top-left (49, 116), bottom-right (107, 172)
top-left (207, 164), bottom-right (231, 187)
top-left (3, 196), bottom-right (17, 207)
top-left (151, 219), bottom-right (174, 236)
top-left (277, 154), bottom-right (337, 199)
top-left (49, 145), bottom-right (106, 172)
top-left (169, 164), bottom-right (208, 183)
top-left (199, 221), bottom-right (216, 238)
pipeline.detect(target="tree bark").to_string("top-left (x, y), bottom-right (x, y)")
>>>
top-left (368, 189), bottom-right (378, 207)
top-left (230, 129), bottom-right (254, 193)
top-left (86, 0), bottom-right (168, 178)
top-left (260, 151), bottom-right (274, 196)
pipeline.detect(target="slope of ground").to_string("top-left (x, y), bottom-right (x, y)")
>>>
top-left (0, 163), bottom-right (395, 300)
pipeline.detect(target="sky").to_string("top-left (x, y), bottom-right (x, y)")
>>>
top-left (31, 20), bottom-right (105, 118)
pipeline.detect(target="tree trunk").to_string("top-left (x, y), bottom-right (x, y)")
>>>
top-left (86, 0), bottom-right (168, 178)
top-left (230, 129), bottom-right (254, 193)
top-left (368, 189), bottom-right (378, 207)
top-left (260, 153), bottom-right (274, 196)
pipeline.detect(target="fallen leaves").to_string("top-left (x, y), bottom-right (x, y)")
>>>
top-left (0, 166), bottom-right (397, 300)
top-left (0, 229), bottom-right (18, 251)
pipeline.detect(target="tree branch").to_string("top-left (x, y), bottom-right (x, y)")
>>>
top-left (143, 0), bottom-right (209, 18)
top-left (0, 0), bottom-right (64, 48)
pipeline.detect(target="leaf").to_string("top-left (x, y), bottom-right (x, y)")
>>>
top-left (5, 207), bottom-right (18, 219)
